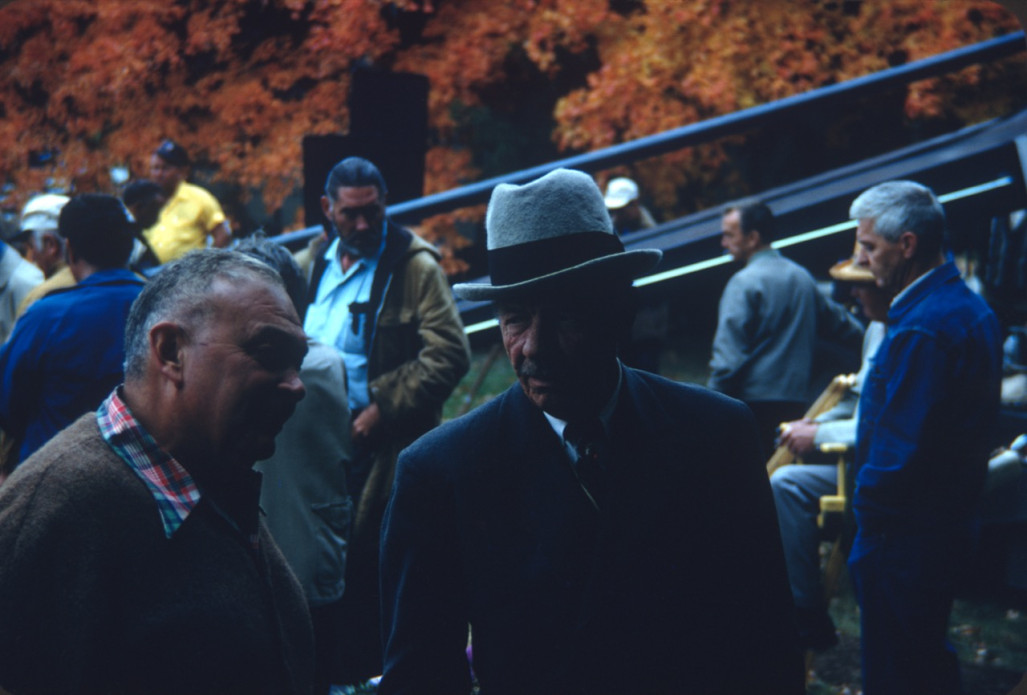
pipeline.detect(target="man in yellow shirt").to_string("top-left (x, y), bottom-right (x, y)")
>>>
top-left (145, 140), bottom-right (231, 263)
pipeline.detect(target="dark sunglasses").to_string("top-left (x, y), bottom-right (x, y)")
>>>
top-left (340, 203), bottom-right (382, 221)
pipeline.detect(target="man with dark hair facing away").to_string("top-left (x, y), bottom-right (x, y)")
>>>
top-left (121, 179), bottom-right (165, 272)
top-left (708, 199), bottom-right (863, 454)
top-left (0, 193), bottom-right (145, 474)
top-left (379, 169), bottom-right (804, 695)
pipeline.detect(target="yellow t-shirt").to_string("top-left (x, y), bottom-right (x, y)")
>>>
top-left (144, 181), bottom-right (226, 264)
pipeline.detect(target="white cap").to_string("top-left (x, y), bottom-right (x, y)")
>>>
top-left (603, 177), bottom-right (639, 210)
top-left (20, 194), bottom-right (70, 234)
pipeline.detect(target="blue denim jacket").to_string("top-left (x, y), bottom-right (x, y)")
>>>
top-left (0, 268), bottom-right (144, 465)
top-left (854, 261), bottom-right (1001, 533)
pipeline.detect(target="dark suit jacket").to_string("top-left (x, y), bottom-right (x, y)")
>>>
top-left (380, 368), bottom-right (804, 695)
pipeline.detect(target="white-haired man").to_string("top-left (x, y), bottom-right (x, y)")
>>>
top-left (849, 180), bottom-right (1001, 694)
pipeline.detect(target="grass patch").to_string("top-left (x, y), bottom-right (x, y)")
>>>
top-left (443, 344), bottom-right (516, 422)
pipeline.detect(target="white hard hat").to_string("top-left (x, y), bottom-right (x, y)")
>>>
top-left (20, 194), bottom-right (70, 234)
top-left (603, 177), bottom-right (639, 210)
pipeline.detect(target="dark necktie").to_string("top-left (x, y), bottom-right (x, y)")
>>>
top-left (564, 418), bottom-right (609, 511)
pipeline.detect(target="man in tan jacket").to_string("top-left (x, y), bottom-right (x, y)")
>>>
top-left (304, 156), bottom-right (470, 684)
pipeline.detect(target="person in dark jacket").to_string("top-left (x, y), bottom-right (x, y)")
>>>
top-left (379, 168), bottom-right (804, 695)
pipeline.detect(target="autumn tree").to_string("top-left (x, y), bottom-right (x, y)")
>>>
top-left (0, 0), bottom-right (395, 213)
top-left (0, 0), bottom-right (1023, 259)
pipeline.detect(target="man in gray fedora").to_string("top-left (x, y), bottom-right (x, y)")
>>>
top-left (379, 169), bottom-right (804, 694)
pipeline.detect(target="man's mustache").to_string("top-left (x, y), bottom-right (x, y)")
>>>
top-left (517, 359), bottom-right (560, 380)
top-left (330, 223), bottom-right (381, 258)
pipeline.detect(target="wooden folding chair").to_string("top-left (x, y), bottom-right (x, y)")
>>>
top-left (766, 373), bottom-right (858, 476)
top-left (764, 374), bottom-right (859, 604)
top-left (816, 441), bottom-right (854, 603)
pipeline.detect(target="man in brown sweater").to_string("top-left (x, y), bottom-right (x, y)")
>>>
top-left (0, 249), bottom-right (314, 695)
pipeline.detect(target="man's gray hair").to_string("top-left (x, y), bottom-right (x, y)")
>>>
top-left (849, 180), bottom-right (946, 258)
top-left (123, 249), bottom-right (284, 380)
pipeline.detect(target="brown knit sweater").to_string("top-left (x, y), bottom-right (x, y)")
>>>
top-left (0, 415), bottom-right (314, 695)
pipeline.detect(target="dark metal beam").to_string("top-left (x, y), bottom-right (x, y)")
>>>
top-left (387, 31), bottom-right (1026, 221)
top-left (276, 30), bottom-right (1025, 247)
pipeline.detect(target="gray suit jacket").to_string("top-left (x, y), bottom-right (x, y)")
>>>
top-left (709, 248), bottom-right (863, 403)
top-left (256, 340), bottom-right (352, 606)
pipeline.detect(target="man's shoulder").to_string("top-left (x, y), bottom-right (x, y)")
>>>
top-left (0, 246), bottom-right (43, 290)
top-left (303, 340), bottom-right (344, 370)
top-left (177, 181), bottom-right (221, 208)
top-left (900, 269), bottom-right (996, 334)
top-left (299, 340), bottom-right (347, 388)
top-left (20, 267), bottom-right (75, 308)
top-left (401, 386), bottom-right (519, 460)
top-left (409, 373), bottom-right (750, 456)
top-left (29, 270), bottom-right (142, 315)
top-left (389, 225), bottom-right (442, 271)
top-left (4, 415), bottom-right (134, 500)
top-left (759, 252), bottom-right (812, 282)
top-left (626, 368), bottom-right (750, 422)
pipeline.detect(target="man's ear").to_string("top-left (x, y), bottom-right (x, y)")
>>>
top-left (149, 322), bottom-right (187, 385)
top-left (899, 230), bottom-right (918, 260)
top-left (321, 195), bottom-right (332, 221)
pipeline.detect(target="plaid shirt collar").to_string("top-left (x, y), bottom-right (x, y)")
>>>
top-left (97, 389), bottom-right (201, 539)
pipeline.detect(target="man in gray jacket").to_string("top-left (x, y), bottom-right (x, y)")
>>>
top-left (242, 237), bottom-right (353, 695)
top-left (708, 199), bottom-right (863, 454)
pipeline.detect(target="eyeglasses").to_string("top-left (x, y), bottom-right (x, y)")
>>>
top-left (339, 203), bottom-right (382, 222)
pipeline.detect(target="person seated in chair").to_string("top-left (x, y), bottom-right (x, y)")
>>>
top-left (770, 252), bottom-right (893, 651)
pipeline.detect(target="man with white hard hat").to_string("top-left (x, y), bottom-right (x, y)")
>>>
top-left (12, 193), bottom-right (73, 315)
top-left (603, 176), bottom-right (656, 236)
top-left (603, 176), bottom-right (665, 373)
top-left (0, 199), bottom-right (47, 343)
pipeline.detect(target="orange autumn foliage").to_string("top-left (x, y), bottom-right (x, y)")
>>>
top-left (0, 0), bottom-right (1024, 248)
top-left (0, 0), bottom-right (391, 216)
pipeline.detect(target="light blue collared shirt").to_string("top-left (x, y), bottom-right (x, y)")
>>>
top-left (304, 227), bottom-right (386, 412)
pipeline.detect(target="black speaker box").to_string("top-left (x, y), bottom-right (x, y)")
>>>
top-left (302, 69), bottom-right (429, 227)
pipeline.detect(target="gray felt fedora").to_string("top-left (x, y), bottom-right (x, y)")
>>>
top-left (453, 169), bottom-right (662, 302)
